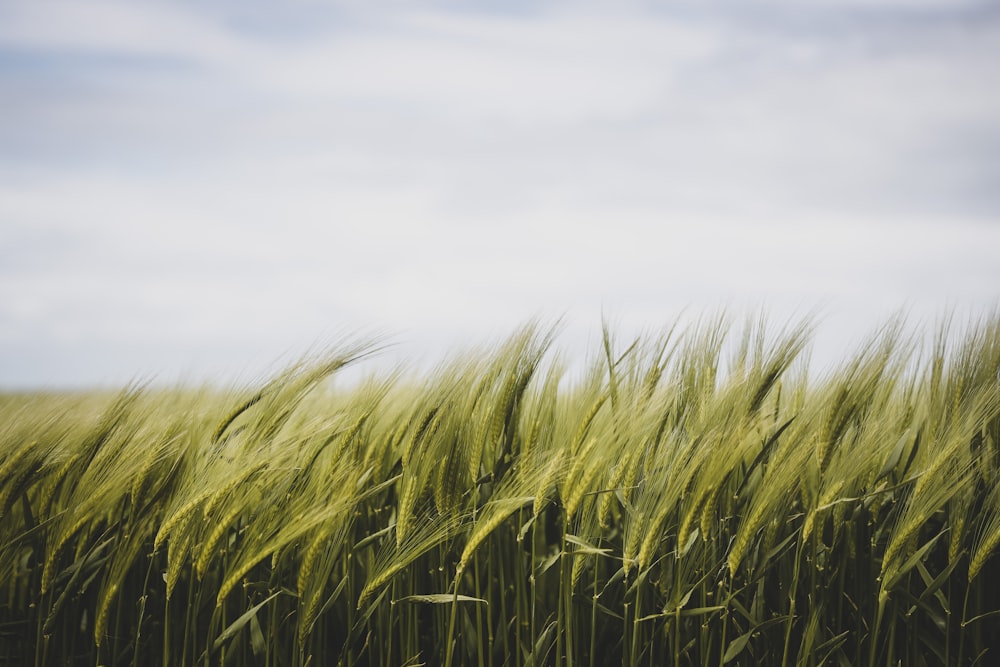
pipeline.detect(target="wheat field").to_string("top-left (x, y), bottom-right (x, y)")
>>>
top-left (1, 315), bottom-right (999, 666)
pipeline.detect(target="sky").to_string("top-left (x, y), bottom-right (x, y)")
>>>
top-left (1, 0), bottom-right (999, 388)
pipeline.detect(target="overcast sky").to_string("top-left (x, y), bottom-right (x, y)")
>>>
top-left (2, 0), bottom-right (999, 388)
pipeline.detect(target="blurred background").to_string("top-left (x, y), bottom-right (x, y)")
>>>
top-left (1, 0), bottom-right (998, 388)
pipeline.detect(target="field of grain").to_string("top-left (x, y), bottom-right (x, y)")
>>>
top-left (1, 315), bottom-right (999, 666)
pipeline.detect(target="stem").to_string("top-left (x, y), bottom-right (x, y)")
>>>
top-left (630, 571), bottom-right (641, 667)
top-left (134, 552), bottom-right (156, 667)
top-left (867, 596), bottom-right (884, 667)
top-left (589, 559), bottom-right (598, 667)
top-left (164, 583), bottom-right (170, 667)
top-left (531, 514), bottom-right (538, 656)
top-left (498, 533), bottom-right (509, 667)
top-left (718, 577), bottom-right (732, 667)
top-left (623, 597), bottom-right (630, 667)
top-left (475, 552), bottom-right (486, 667)
top-left (674, 556), bottom-right (682, 666)
top-left (957, 585), bottom-right (969, 667)
top-left (782, 535), bottom-right (804, 666)
top-left (444, 569), bottom-right (461, 667)
top-left (391, 578), bottom-right (399, 667)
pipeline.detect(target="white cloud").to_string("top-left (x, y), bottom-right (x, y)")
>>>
top-left (0, 1), bottom-right (244, 62)
top-left (1, 0), bottom-right (998, 386)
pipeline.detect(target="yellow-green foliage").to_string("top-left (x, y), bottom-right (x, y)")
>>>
top-left (1, 315), bottom-right (999, 666)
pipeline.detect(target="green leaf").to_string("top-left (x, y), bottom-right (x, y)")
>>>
top-left (352, 523), bottom-right (394, 552)
top-left (517, 513), bottom-right (536, 543)
top-left (962, 609), bottom-right (1000, 627)
top-left (249, 611), bottom-right (266, 658)
top-left (723, 631), bottom-right (752, 664)
top-left (917, 557), bottom-right (962, 612)
top-left (536, 551), bottom-right (561, 577)
top-left (392, 594), bottom-right (487, 605)
top-left (637, 605), bottom-right (725, 622)
top-left (875, 430), bottom-right (911, 482)
top-left (679, 527), bottom-right (700, 557)
top-left (211, 591), bottom-right (281, 654)
top-left (524, 620), bottom-right (557, 667)
top-left (882, 532), bottom-right (944, 593)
